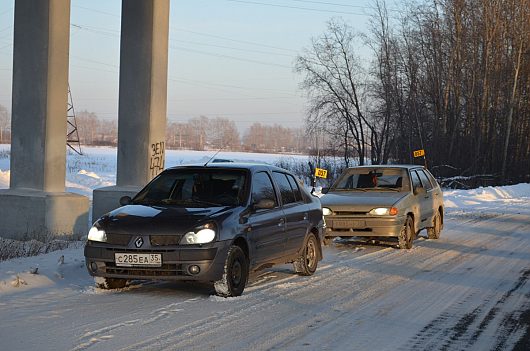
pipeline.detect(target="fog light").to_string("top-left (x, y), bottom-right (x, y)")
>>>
top-left (89, 262), bottom-right (98, 273)
top-left (188, 265), bottom-right (201, 275)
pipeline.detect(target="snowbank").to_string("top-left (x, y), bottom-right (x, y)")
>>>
top-left (0, 246), bottom-right (86, 296)
top-left (444, 183), bottom-right (530, 207)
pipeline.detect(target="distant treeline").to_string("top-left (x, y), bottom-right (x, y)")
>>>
top-left (0, 106), bottom-right (313, 154)
top-left (76, 111), bottom-right (313, 154)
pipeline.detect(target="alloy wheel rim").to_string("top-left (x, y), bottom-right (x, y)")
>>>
top-left (406, 221), bottom-right (413, 246)
top-left (306, 239), bottom-right (316, 269)
top-left (231, 260), bottom-right (242, 286)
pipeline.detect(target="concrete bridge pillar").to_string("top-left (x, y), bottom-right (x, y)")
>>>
top-left (0, 0), bottom-right (89, 240)
top-left (92, 0), bottom-right (170, 221)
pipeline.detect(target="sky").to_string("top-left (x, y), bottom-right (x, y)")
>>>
top-left (0, 0), bottom-right (388, 131)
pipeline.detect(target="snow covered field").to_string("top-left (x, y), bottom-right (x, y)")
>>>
top-left (1, 145), bottom-right (530, 350)
top-left (0, 144), bottom-right (309, 198)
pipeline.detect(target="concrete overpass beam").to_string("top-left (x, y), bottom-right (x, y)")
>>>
top-left (92, 0), bottom-right (170, 221)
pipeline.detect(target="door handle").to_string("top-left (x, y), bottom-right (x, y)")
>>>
top-left (278, 218), bottom-right (285, 227)
top-left (303, 212), bottom-right (308, 221)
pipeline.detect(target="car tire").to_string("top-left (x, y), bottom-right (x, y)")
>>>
top-left (214, 245), bottom-right (249, 297)
top-left (95, 277), bottom-right (128, 289)
top-left (293, 233), bottom-right (319, 276)
top-left (398, 216), bottom-right (414, 249)
top-left (427, 210), bottom-right (442, 239)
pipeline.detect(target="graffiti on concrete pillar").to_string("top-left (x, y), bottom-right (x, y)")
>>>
top-left (150, 141), bottom-right (165, 178)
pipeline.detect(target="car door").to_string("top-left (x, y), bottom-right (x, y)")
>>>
top-left (247, 171), bottom-right (286, 265)
top-left (414, 169), bottom-right (435, 229)
top-left (272, 172), bottom-right (309, 256)
top-left (422, 169), bottom-right (443, 220)
top-left (410, 170), bottom-right (427, 229)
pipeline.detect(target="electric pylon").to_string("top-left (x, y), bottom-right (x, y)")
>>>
top-left (66, 84), bottom-right (82, 155)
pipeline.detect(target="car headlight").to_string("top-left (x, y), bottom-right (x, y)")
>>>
top-left (322, 207), bottom-right (332, 216)
top-left (87, 226), bottom-right (107, 242)
top-left (181, 223), bottom-right (216, 245)
top-left (369, 207), bottom-right (398, 216)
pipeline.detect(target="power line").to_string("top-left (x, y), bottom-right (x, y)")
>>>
top-left (171, 39), bottom-right (294, 57)
top-left (285, 0), bottom-right (403, 13)
top-left (72, 4), bottom-right (297, 53)
top-left (223, 0), bottom-right (367, 16)
top-left (70, 23), bottom-right (295, 69)
top-left (169, 45), bottom-right (292, 69)
top-left (67, 61), bottom-right (294, 98)
top-left (73, 5), bottom-right (119, 18)
top-left (171, 28), bottom-right (296, 53)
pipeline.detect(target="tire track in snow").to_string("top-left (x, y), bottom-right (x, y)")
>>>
top-left (71, 296), bottom-right (202, 351)
top-left (117, 234), bottom-right (478, 350)
top-left (116, 250), bottom-right (393, 351)
top-left (402, 215), bottom-right (530, 351)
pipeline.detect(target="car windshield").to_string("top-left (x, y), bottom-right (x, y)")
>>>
top-left (133, 169), bottom-right (248, 207)
top-left (331, 168), bottom-right (410, 192)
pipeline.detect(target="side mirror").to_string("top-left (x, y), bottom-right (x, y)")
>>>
top-left (119, 196), bottom-right (132, 206)
top-left (253, 199), bottom-right (275, 210)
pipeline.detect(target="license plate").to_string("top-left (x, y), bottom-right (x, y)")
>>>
top-left (332, 220), bottom-right (365, 229)
top-left (114, 253), bottom-right (162, 267)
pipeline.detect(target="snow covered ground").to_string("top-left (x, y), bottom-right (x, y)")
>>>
top-left (1, 145), bottom-right (530, 350)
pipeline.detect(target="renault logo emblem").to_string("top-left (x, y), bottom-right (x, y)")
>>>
top-left (134, 237), bottom-right (144, 248)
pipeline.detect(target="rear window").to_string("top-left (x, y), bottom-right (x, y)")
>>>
top-left (332, 168), bottom-right (410, 192)
top-left (272, 172), bottom-right (298, 205)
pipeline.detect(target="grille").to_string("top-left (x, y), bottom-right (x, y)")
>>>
top-left (104, 262), bottom-right (187, 277)
top-left (150, 235), bottom-right (183, 246)
top-left (106, 233), bottom-right (132, 245)
top-left (105, 247), bottom-right (173, 253)
top-left (333, 211), bottom-right (367, 216)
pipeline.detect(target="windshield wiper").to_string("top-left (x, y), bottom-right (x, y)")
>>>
top-left (333, 188), bottom-right (368, 192)
top-left (364, 187), bottom-right (400, 192)
top-left (189, 199), bottom-right (225, 207)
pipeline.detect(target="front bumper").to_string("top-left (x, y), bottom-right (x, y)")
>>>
top-left (324, 215), bottom-right (405, 238)
top-left (84, 240), bottom-right (231, 282)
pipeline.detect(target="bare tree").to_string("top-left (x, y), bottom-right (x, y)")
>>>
top-left (296, 19), bottom-right (376, 165)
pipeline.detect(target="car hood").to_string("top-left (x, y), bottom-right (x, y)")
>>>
top-left (98, 205), bottom-right (235, 235)
top-left (320, 191), bottom-right (407, 212)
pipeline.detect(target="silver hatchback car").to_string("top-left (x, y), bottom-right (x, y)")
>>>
top-left (320, 165), bottom-right (444, 249)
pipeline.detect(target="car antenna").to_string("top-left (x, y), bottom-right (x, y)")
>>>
top-left (204, 147), bottom-right (224, 166)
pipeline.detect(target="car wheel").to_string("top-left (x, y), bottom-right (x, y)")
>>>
top-left (427, 210), bottom-right (442, 239)
top-left (214, 245), bottom-right (249, 297)
top-left (293, 234), bottom-right (319, 276)
top-left (95, 277), bottom-right (128, 289)
top-left (398, 216), bottom-right (414, 249)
